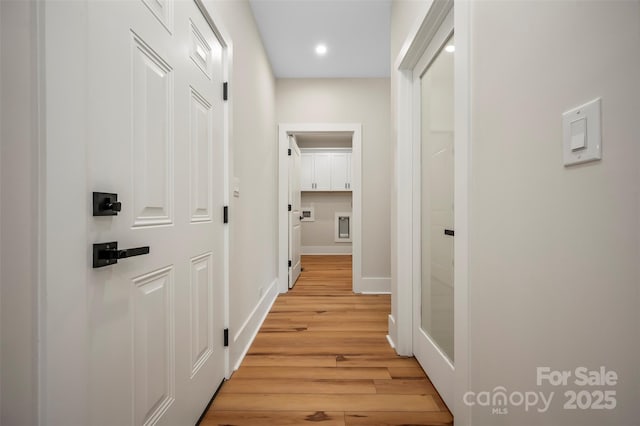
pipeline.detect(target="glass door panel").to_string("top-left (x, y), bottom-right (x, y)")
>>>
top-left (420, 34), bottom-right (455, 362)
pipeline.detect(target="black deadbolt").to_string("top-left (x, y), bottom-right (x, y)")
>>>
top-left (93, 192), bottom-right (122, 216)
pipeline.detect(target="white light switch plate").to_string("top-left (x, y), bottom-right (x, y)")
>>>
top-left (563, 98), bottom-right (602, 166)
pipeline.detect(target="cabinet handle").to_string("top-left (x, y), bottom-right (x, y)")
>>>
top-left (345, 183), bottom-right (347, 189)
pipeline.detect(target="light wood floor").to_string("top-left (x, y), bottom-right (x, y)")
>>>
top-left (201, 255), bottom-right (453, 426)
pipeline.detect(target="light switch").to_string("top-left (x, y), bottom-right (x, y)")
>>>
top-left (562, 98), bottom-right (601, 166)
top-left (570, 117), bottom-right (587, 151)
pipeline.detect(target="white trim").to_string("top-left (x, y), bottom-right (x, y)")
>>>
top-left (360, 277), bottom-right (391, 293)
top-left (301, 246), bottom-right (352, 255)
top-left (386, 334), bottom-right (396, 350)
top-left (414, 326), bottom-right (454, 404)
top-left (393, 70), bottom-right (415, 356)
top-left (453, 0), bottom-right (472, 422)
top-left (194, 0), bottom-right (234, 381)
top-left (387, 314), bottom-right (397, 350)
top-left (230, 278), bottom-right (278, 371)
top-left (396, 0), bottom-right (451, 71)
top-left (299, 147), bottom-right (352, 153)
top-left (278, 123), bottom-right (362, 294)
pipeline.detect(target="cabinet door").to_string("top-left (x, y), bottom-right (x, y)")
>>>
top-left (300, 153), bottom-right (314, 191)
top-left (346, 153), bottom-right (352, 190)
top-left (331, 153), bottom-right (350, 190)
top-left (313, 153), bottom-right (332, 191)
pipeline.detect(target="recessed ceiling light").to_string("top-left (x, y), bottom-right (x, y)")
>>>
top-left (445, 45), bottom-right (455, 53)
top-left (315, 44), bottom-right (328, 56)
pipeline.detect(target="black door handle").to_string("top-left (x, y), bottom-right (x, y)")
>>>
top-left (444, 229), bottom-right (455, 236)
top-left (93, 242), bottom-right (150, 268)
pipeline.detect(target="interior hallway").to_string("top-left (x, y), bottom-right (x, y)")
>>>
top-left (201, 255), bottom-right (453, 425)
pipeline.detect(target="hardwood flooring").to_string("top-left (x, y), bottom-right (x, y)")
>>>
top-left (200, 255), bottom-right (453, 426)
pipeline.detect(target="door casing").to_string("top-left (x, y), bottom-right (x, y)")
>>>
top-left (277, 123), bottom-right (362, 293)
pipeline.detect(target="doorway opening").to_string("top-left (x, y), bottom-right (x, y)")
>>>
top-left (278, 123), bottom-right (362, 294)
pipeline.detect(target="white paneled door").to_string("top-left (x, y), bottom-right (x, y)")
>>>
top-left (87, 1), bottom-right (225, 425)
top-left (289, 137), bottom-right (302, 287)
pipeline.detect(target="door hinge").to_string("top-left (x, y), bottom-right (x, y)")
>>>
top-left (288, 260), bottom-right (292, 268)
top-left (223, 82), bottom-right (228, 101)
top-left (288, 148), bottom-right (291, 156)
top-left (223, 328), bottom-right (229, 347)
top-left (223, 206), bottom-right (229, 224)
top-left (288, 204), bottom-right (292, 211)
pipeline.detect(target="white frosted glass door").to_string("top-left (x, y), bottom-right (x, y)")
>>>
top-left (420, 34), bottom-right (455, 362)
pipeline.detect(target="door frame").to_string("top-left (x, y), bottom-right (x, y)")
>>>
top-left (394, 0), bottom-right (470, 420)
top-left (35, 0), bottom-right (233, 422)
top-left (277, 123), bottom-right (362, 293)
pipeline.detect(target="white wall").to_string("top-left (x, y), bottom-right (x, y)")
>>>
top-left (205, 0), bottom-right (279, 369)
top-left (276, 78), bottom-right (390, 279)
top-left (301, 192), bottom-right (352, 252)
top-left (467, 2), bottom-right (640, 424)
top-left (392, 1), bottom-right (640, 424)
top-left (0, 1), bottom-right (39, 424)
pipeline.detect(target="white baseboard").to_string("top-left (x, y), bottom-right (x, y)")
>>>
top-left (386, 334), bottom-right (396, 349)
top-left (359, 276), bottom-right (391, 293)
top-left (301, 245), bottom-right (352, 255)
top-left (231, 278), bottom-right (278, 371)
top-left (387, 314), bottom-right (397, 350)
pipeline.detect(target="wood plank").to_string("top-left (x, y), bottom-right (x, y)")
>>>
top-left (241, 354), bottom-right (337, 368)
top-left (212, 394), bottom-right (439, 412)
top-left (388, 367), bottom-right (427, 379)
top-left (221, 378), bottom-right (377, 394)
top-left (337, 355), bottom-right (419, 368)
top-left (374, 379), bottom-right (437, 395)
top-left (345, 411), bottom-right (453, 425)
top-left (233, 366), bottom-right (392, 380)
top-left (200, 411), bottom-right (346, 426)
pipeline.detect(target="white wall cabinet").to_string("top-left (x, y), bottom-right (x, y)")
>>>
top-left (330, 153), bottom-right (351, 190)
top-left (301, 153), bottom-right (314, 190)
top-left (301, 151), bottom-right (350, 191)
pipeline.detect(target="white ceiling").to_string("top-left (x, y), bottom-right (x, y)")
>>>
top-left (249, 0), bottom-right (391, 78)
